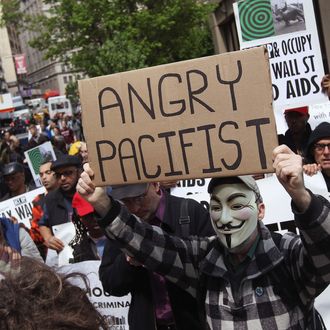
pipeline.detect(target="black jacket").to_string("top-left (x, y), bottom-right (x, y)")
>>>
top-left (278, 123), bottom-right (312, 155)
top-left (43, 189), bottom-right (98, 262)
top-left (99, 192), bottom-right (214, 330)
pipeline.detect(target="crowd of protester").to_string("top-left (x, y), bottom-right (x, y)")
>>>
top-left (0, 76), bottom-right (329, 329)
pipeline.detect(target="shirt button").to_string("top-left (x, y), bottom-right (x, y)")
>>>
top-left (255, 286), bottom-right (264, 297)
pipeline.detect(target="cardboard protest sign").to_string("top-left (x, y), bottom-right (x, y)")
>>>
top-left (0, 187), bottom-right (46, 228)
top-left (79, 46), bottom-right (277, 186)
top-left (233, 0), bottom-right (328, 134)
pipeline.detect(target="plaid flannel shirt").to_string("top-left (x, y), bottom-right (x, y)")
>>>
top-left (99, 193), bottom-right (330, 329)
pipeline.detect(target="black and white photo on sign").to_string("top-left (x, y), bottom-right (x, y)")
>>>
top-left (271, 0), bottom-right (306, 36)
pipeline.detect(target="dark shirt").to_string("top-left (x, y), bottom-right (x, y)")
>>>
top-left (278, 123), bottom-right (312, 155)
top-left (149, 191), bottom-right (174, 326)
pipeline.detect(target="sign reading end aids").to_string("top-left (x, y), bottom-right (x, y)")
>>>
top-left (79, 46), bottom-right (278, 186)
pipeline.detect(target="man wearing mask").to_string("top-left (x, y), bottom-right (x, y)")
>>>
top-left (77, 145), bottom-right (330, 329)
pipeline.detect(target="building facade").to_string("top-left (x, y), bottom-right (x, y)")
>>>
top-left (0, 5), bottom-right (19, 95)
top-left (18, 0), bottom-right (85, 97)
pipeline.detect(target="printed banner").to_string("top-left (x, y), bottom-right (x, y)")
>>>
top-left (0, 187), bottom-right (45, 228)
top-left (59, 260), bottom-right (131, 329)
top-left (14, 54), bottom-right (27, 75)
top-left (233, 0), bottom-right (328, 133)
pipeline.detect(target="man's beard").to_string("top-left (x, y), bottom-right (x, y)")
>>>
top-left (61, 185), bottom-right (76, 197)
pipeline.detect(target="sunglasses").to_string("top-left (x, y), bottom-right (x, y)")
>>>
top-left (55, 169), bottom-right (77, 179)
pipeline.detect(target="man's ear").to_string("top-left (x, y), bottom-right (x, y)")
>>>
top-left (257, 203), bottom-right (265, 221)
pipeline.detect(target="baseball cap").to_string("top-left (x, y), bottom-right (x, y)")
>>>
top-left (2, 162), bottom-right (25, 176)
top-left (284, 106), bottom-right (309, 116)
top-left (207, 175), bottom-right (263, 203)
top-left (110, 183), bottom-right (148, 200)
top-left (51, 155), bottom-right (81, 171)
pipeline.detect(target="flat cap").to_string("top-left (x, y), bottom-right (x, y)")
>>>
top-left (2, 162), bottom-right (25, 176)
top-left (109, 183), bottom-right (148, 200)
top-left (208, 175), bottom-right (263, 203)
top-left (51, 155), bottom-right (81, 171)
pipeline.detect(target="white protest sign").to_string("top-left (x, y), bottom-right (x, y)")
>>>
top-left (52, 222), bottom-right (75, 265)
top-left (24, 141), bottom-right (57, 187)
top-left (172, 173), bottom-right (329, 230)
top-left (59, 260), bottom-right (131, 329)
top-left (308, 101), bottom-right (330, 129)
top-left (233, 0), bottom-right (328, 133)
top-left (0, 187), bottom-right (45, 228)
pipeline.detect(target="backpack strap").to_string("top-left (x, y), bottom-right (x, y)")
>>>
top-left (179, 199), bottom-right (191, 238)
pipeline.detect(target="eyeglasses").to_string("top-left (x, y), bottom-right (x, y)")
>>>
top-left (314, 143), bottom-right (330, 153)
top-left (55, 169), bottom-right (76, 179)
top-left (121, 185), bottom-right (150, 206)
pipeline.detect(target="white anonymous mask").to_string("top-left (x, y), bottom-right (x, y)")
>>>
top-left (209, 183), bottom-right (259, 251)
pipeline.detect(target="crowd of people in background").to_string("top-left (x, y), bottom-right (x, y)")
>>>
top-left (0, 75), bottom-right (329, 329)
top-left (0, 110), bottom-right (90, 264)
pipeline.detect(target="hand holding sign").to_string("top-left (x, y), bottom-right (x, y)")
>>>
top-left (77, 163), bottom-right (111, 217)
top-left (321, 74), bottom-right (330, 97)
top-left (273, 144), bottom-right (311, 212)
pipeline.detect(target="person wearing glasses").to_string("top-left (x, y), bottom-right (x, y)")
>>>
top-left (39, 155), bottom-right (100, 262)
top-left (99, 181), bottom-right (214, 330)
top-left (303, 122), bottom-right (330, 191)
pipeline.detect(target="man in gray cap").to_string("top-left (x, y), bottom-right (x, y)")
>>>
top-left (0, 162), bottom-right (35, 201)
top-left (78, 145), bottom-right (329, 329)
top-left (99, 181), bottom-right (214, 330)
